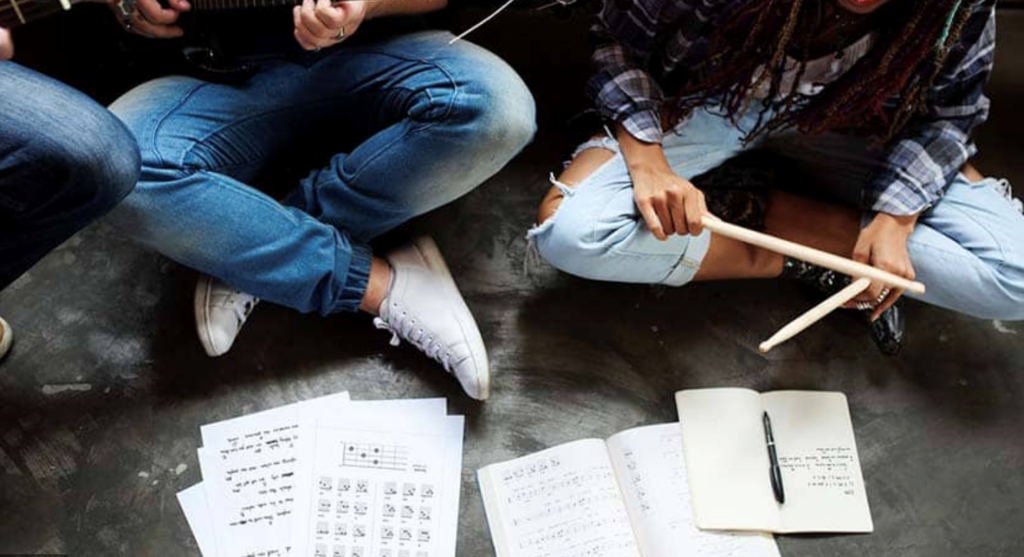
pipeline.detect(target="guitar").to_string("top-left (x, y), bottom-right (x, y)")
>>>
top-left (0, 0), bottom-right (316, 80)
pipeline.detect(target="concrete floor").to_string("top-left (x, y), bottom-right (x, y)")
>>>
top-left (2, 8), bottom-right (1024, 557)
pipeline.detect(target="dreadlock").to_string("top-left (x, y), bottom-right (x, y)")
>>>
top-left (665, 0), bottom-right (979, 145)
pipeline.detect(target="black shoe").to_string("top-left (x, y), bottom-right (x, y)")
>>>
top-left (780, 257), bottom-right (905, 356)
top-left (870, 300), bottom-right (905, 356)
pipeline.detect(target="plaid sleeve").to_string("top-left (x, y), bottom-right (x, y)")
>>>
top-left (866, 0), bottom-right (997, 216)
top-left (586, 0), bottom-right (667, 143)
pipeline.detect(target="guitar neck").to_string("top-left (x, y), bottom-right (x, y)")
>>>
top-left (0, 0), bottom-right (72, 29)
top-left (193, 0), bottom-right (309, 11)
top-left (191, 0), bottom-right (379, 12)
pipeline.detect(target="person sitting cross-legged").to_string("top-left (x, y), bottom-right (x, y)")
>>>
top-left (532, 0), bottom-right (1024, 354)
top-left (106, 0), bottom-right (536, 398)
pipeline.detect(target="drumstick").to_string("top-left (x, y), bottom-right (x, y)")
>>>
top-left (702, 217), bottom-right (926, 294)
top-left (759, 277), bottom-right (872, 353)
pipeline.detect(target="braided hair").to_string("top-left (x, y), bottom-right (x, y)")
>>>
top-left (666, 0), bottom-right (978, 144)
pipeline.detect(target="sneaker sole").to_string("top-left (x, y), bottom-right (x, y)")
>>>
top-left (0, 316), bottom-right (12, 361)
top-left (194, 277), bottom-right (225, 358)
top-left (411, 236), bottom-right (491, 400)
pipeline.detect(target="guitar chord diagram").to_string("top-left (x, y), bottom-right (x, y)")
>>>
top-left (341, 442), bottom-right (410, 471)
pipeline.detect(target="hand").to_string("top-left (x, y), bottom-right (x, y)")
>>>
top-left (846, 212), bottom-right (918, 320)
top-left (110, 0), bottom-right (191, 39)
top-left (631, 163), bottom-right (708, 240)
top-left (0, 27), bottom-right (12, 61)
top-left (293, 0), bottom-right (367, 51)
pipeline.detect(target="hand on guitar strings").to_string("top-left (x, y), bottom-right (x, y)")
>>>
top-left (111, 0), bottom-right (191, 39)
top-left (294, 0), bottom-right (366, 51)
top-left (0, 27), bottom-right (12, 61)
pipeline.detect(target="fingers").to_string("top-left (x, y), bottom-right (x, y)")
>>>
top-left (131, 8), bottom-right (184, 38)
top-left (871, 288), bottom-right (904, 321)
top-left (294, 0), bottom-right (347, 50)
top-left (134, 0), bottom-right (182, 25)
top-left (668, 191), bottom-right (687, 238)
top-left (315, 0), bottom-right (346, 28)
top-left (653, 197), bottom-right (675, 237)
top-left (637, 200), bottom-right (667, 241)
top-left (684, 188), bottom-right (706, 236)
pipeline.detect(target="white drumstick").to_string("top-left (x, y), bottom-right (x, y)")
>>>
top-left (702, 217), bottom-right (925, 294)
top-left (759, 277), bottom-right (873, 353)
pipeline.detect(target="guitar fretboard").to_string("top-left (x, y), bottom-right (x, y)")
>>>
top-left (192, 0), bottom-right (306, 10)
top-left (0, 0), bottom-right (68, 28)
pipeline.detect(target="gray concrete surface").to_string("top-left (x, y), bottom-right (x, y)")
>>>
top-left (1, 9), bottom-right (1023, 557)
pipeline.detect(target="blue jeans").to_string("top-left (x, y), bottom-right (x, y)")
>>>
top-left (0, 63), bottom-right (140, 290)
top-left (532, 106), bottom-right (1024, 321)
top-left (109, 30), bottom-right (535, 315)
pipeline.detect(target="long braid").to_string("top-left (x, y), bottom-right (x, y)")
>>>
top-left (665, 0), bottom-right (980, 145)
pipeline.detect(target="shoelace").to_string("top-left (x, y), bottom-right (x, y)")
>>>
top-left (217, 290), bottom-right (258, 327)
top-left (373, 309), bottom-right (454, 372)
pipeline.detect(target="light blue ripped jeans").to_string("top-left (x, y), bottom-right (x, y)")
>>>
top-left (529, 105), bottom-right (1024, 321)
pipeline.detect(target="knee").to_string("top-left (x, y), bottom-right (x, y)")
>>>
top-left (533, 198), bottom-right (611, 281)
top-left (445, 53), bottom-right (537, 159)
top-left (52, 112), bottom-right (140, 211)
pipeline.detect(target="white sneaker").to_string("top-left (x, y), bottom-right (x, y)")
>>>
top-left (195, 276), bottom-right (260, 357)
top-left (373, 237), bottom-right (491, 400)
top-left (0, 316), bottom-right (12, 361)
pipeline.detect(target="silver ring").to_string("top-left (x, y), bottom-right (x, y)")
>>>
top-left (856, 301), bottom-right (875, 311)
top-left (333, 26), bottom-right (346, 41)
top-left (876, 287), bottom-right (891, 305)
top-left (116, 0), bottom-right (137, 31)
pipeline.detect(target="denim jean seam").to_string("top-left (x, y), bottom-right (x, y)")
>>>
top-left (175, 96), bottom-right (364, 173)
top-left (346, 68), bottom-right (458, 184)
top-left (150, 81), bottom-right (215, 170)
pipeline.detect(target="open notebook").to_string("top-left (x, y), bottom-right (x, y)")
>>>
top-left (675, 389), bottom-right (873, 533)
top-left (478, 423), bottom-right (780, 557)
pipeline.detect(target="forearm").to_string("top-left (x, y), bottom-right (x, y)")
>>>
top-left (365, 0), bottom-right (446, 19)
top-left (616, 123), bottom-right (670, 176)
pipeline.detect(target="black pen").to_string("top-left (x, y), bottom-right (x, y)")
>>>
top-left (763, 411), bottom-right (785, 504)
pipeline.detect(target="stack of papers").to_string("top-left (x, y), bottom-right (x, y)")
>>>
top-left (177, 392), bottom-right (465, 557)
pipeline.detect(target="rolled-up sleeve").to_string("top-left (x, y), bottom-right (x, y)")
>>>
top-left (587, 0), bottom-right (666, 143)
top-left (866, 0), bottom-right (997, 216)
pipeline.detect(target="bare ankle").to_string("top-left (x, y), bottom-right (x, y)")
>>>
top-left (359, 257), bottom-right (393, 315)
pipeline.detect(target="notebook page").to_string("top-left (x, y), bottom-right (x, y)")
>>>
top-left (675, 389), bottom-right (779, 531)
top-left (606, 424), bottom-right (781, 557)
top-left (761, 391), bottom-right (873, 533)
top-left (478, 439), bottom-right (641, 557)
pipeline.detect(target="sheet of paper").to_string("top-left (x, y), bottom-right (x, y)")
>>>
top-left (761, 391), bottom-right (873, 533)
top-left (675, 389), bottom-right (779, 531)
top-left (606, 424), bottom-right (781, 557)
top-left (478, 439), bottom-right (641, 557)
top-left (178, 482), bottom-right (217, 557)
top-left (199, 392), bottom-right (353, 557)
top-left (199, 396), bottom-right (451, 557)
top-left (291, 406), bottom-right (465, 557)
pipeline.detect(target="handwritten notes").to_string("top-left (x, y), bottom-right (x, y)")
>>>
top-left (479, 428), bottom-right (782, 557)
top-left (177, 394), bottom-right (463, 557)
top-left (480, 439), bottom-right (640, 557)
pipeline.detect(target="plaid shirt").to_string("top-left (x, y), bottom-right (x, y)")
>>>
top-left (587, 0), bottom-right (998, 216)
